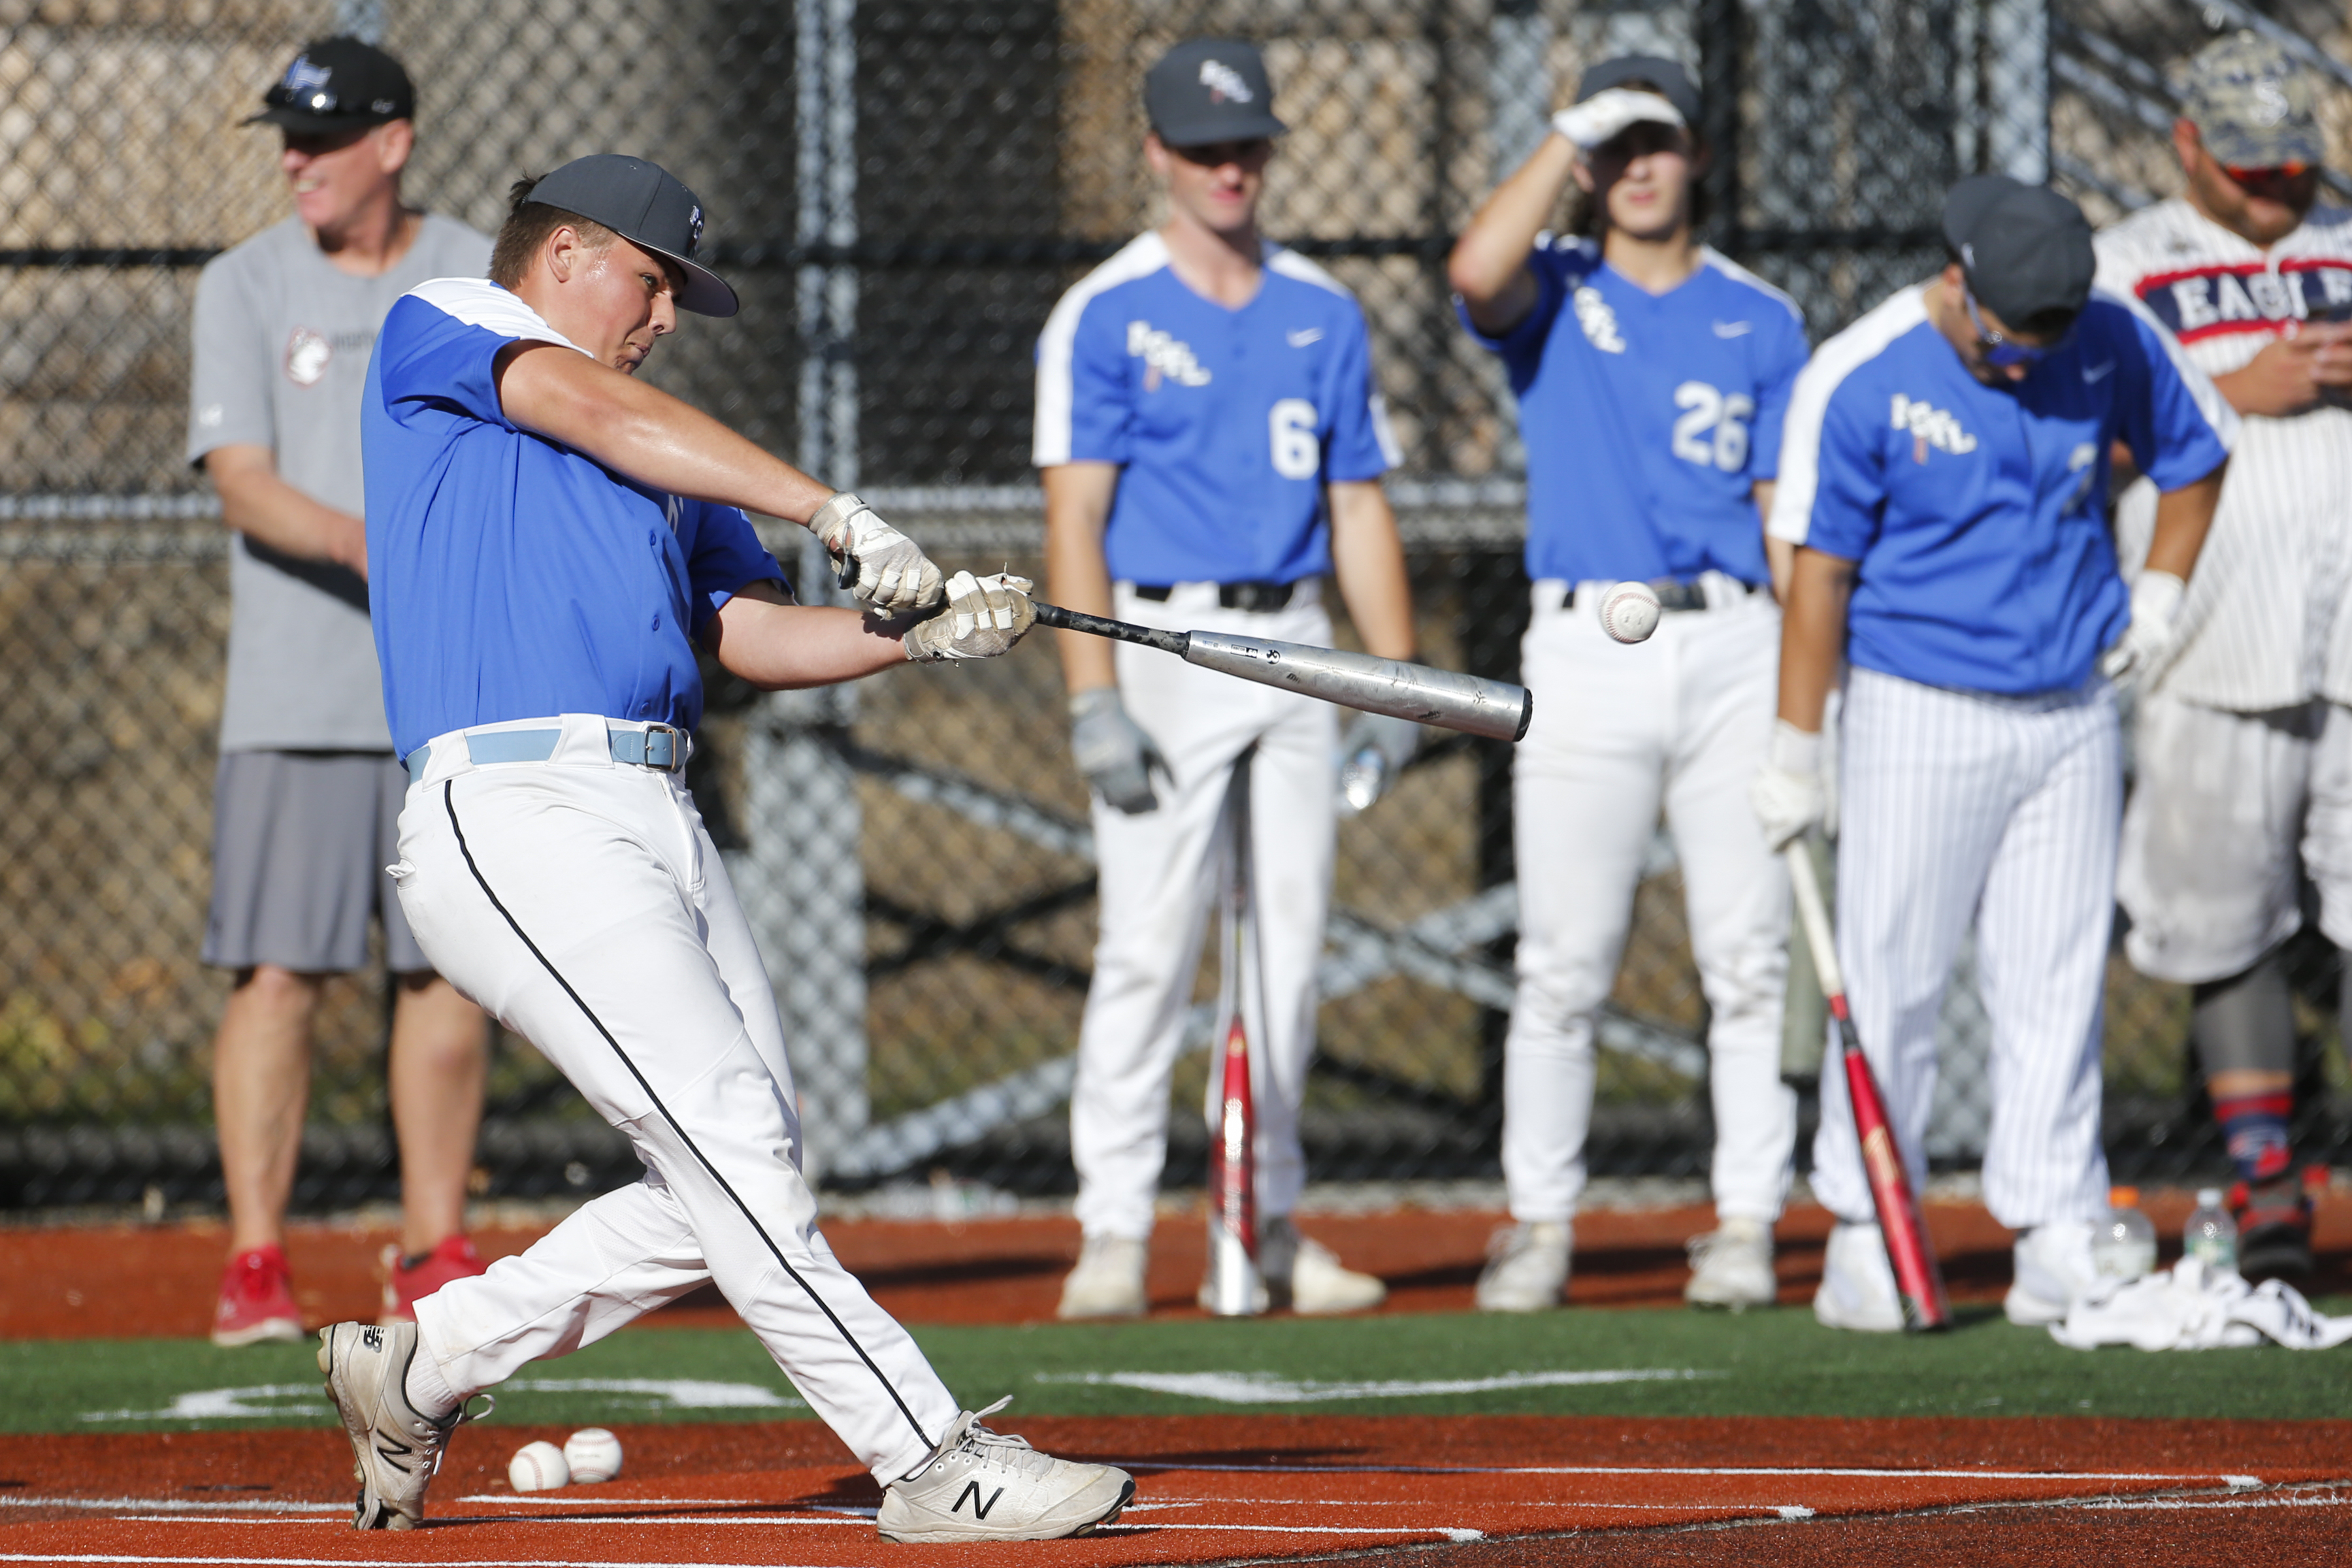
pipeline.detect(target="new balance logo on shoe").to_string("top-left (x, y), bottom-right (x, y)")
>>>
top-left (361, 1326), bottom-right (384, 1350)
top-left (955, 1482), bottom-right (1004, 1518)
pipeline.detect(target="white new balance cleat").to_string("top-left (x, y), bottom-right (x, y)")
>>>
top-left (1684, 1217), bottom-right (1778, 1311)
top-left (316, 1320), bottom-right (488, 1529)
top-left (1262, 1217), bottom-right (1385, 1315)
top-left (1813, 1220), bottom-right (1904, 1332)
top-left (1475, 1220), bottom-right (1571, 1313)
top-left (2004, 1220), bottom-right (2099, 1326)
top-left (1056, 1234), bottom-right (1149, 1320)
top-left (875, 1397), bottom-right (1135, 1542)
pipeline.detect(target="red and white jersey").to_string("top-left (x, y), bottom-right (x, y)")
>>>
top-left (2096, 198), bottom-right (2352, 711)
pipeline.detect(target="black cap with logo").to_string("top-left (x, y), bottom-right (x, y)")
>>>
top-left (1145, 39), bottom-right (1286, 146)
top-left (244, 36), bottom-right (414, 131)
top-left (525, 154), bottom-right (738, 318)
top-left (1942, 174), bottom-right (2095, 327)
top-left (1574, 54), bottom-right (1703, 127)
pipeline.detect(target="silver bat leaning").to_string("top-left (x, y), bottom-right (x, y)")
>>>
top-left (1032, 601), bottom-right (1533, 743)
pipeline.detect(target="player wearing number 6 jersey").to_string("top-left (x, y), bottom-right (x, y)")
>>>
top-left (1037, 39), bottom-right (1412, 1320)
top-left (1450, 56), bottom-right (1809, 1313)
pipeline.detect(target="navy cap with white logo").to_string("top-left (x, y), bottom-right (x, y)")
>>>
top-left (1942, 174), bottom-right (2095, 327)
top-left (526, 154), bottom-right (738, 318)
top-left (1575, 55), bottom-right (1703, 129)
top-left (1145, 39), bottom-right (1286, 147)
top-left (245, 36), bottom-right (415, 131)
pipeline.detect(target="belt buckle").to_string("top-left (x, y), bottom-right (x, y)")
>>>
top-left (642, 723), bottom-right (683, 770)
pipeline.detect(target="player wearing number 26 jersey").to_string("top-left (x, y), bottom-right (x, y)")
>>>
top-left (1452, 56), bottom-right (1808, 1315)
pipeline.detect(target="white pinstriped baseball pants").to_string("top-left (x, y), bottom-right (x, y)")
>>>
top-left (1812, 668), bottom-right (2117, 1233)
top-left (391, 715), bottom-right (958, 1484)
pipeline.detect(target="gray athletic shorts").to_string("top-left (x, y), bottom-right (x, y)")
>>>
top-left (203, 749), bottom-right (429, 974)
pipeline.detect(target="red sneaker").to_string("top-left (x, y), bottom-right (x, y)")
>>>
top-left (379, 1235), bottom-right (487, 1324)
top-left (2230, 1174), bottom-right (2315, 1282)
top-left (212, 1245), bottom-right (303, 1347)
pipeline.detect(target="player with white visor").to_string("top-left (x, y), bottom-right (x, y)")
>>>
top-left (2095, 32), bottom-right (2352, 1280)
top-left (312, 154), bottom-right (1132, 1543)
top-left (1036, 39), bottom-right (1414, 1320)
top-left (1761, 176), bottom-right (2234, 1331)
top-left (1449, 56), bottom-right (1810, 1313)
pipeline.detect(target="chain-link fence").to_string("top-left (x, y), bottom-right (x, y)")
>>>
top-left (3, 0), bottom-right (2349, 1209)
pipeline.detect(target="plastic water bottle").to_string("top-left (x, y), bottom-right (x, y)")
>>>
top-left (2183, 1187), bottom-right (2238, 1274)
top-left (1337, 745), bottom-right (1386, 815)
top-left (2092, 1185), bottom-right (2157, 1282)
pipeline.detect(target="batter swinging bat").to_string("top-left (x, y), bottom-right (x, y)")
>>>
top-left (1203, 749), bottom-right (1263, 1318)
top-left (1033, 601), bottom-right (1533, 743)
top-left (1784, 841), bottom-right (1952, 1332)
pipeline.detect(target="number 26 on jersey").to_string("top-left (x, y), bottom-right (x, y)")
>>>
top-left (1671, 382), bottom-right (1753, 472)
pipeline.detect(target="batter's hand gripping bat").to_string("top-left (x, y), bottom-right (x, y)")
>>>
top-left (1033, 602), bottom-right (1533, 743)
top-left (1204, 748), bottom-right (1263, 1317)
top-left (1784, 841), bottom-right (1952, 1331)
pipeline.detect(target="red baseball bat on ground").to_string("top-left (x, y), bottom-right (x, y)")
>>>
top-left (1203, 752), bottom-right (1263, 1316)
top-left (1784, 842), bottom-right (1952, 1331)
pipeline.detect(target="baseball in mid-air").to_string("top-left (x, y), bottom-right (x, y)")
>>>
top-left (563, 1426), bottom-right (625, 1485)
top-left (1598, 580), bottom-right (1662, 644)
top-left (508, 1439), bottom-right (571, 1492)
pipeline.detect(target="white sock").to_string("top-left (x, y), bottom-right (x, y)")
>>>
top-left (402, 1337), bottom-right (461, 1418)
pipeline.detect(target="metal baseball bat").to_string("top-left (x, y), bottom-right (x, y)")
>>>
top-left (1032, 601), bottom-right (1533, 743)
top-left (1205, 749), bottom-right (1263, 1318)
top-left (1785, 841), bottom-right (1952, 1333)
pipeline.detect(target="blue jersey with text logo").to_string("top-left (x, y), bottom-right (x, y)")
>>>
top-left (1032, 232), bottom-right (1399, 585)
top-left (1462, 235), bottom-right (1810, 585)
top-left (361, 278), bottom-right (783, 758)
top-left (1769, 286), bottom-right (2236, 695)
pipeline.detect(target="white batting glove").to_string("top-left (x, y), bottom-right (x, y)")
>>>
top-left (1337, 711), bottom-right (1422, 815)
top-left (1551, 89), bottom-right (1685, 151)
top-left (810, 491), bottom-right (945, 617)
top-left (2096, 570), bottom-right (2186, 685)
top-left (902, 571), bottom-right (1037, 662)
top-left (1071, 687), bottom-right (1168, 815)
top-left (1750, 719), bottom-right (1827, 852)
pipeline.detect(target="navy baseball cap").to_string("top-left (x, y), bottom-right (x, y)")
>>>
top-left (1575, 55), bottom-right (1703, 127)
top-left (1942, 174), bottom-right (2095, 327)
top-left (244, 37), bottom-right (414, 131)
top-left (525, 154), bottom-right (737, 318)
top-left (1146, 39), bottom-right (1286, 146)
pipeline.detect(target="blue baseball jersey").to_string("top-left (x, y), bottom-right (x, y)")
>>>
top-left (1032, 233), bottom-right (1399, 585)
top-left (1462, 236), bottom-right (1809, 585)
top-left (1770, 286), bottom-right (2236, 696)
top-left (361, 278), bottom-right (783, 758)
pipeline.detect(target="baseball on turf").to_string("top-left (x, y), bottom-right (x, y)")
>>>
top-left (563, 1426), bottom-right (624, 1485)
top-left (1597, 580), bottom-right (1661, 644)
top-left (508, 1439), bottom-right (571, 1492)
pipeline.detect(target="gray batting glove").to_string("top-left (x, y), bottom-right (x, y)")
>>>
top-left (1336, 711), bottom-right (1422, 815)
top-left (1070, 687), bottom-right (1168, 815)
top-left (1551, 88), bottom-right (1684, 151)
top-left (810, 491), bottom-right (945, 617)
top-left (1749, 719), bottom-right (1826, 851)
top-left (903, 571), bottom-right (1037, 662)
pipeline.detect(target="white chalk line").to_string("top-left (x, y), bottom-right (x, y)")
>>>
top-left (0, 1501), bottom-right (343, 1516)
top-left (2078, 1493), bottom-right (2347, 1511)
top-left (0, 1558), bottom-right (843, 1568)
top-left (1111, 1460), bottom-right (2270, 1485)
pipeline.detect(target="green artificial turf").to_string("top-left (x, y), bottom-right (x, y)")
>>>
top-left (8, 1305), bottom-right (2349, 1435)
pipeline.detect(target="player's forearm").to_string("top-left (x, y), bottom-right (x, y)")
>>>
top-left (1775, 547), bottom-right (1854, 732)
top-left (1327, 480), bottom-right (1416, 661)
top-left (701, 591), bottom-right (910, 689)
top-left (1043, 463), bottom-right (1121, 693)
top-left (204, 446), bottom-right (368, 576)
top-left (2145, 459), bottom-right (2227, 583)
top-left (1447, 135), bottom-right (1575, 329)
top-left (495, 343), bottom-right (836, 525)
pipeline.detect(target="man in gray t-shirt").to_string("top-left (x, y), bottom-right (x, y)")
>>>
top-left (187, 35), bottom-right (495, 1347)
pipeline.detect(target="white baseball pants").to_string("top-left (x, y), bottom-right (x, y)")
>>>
top-left (2119, 692), bottom-right (2352, 983)
top-left (1501, 581), bottom-right (1797, 1226)
top-left (1071, 582), bottom-right (1338, 1241)
top-left (393, 715), bottom-right (958, 1484)
top-left (1814, 669), bottom-right (2117, 1232)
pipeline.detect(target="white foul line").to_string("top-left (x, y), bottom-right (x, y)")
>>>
top-left (1112, 1461), bottom-right (2268, 1485)
top-left (0, 1558), bottom-right (842, 1568)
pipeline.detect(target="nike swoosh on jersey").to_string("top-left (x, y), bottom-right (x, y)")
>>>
top-left (1712, 320), bottom-right (1753, 337)
top-left (2083, 361), bottom-right (2116, 382)
top-left (1286, 327), bottom-right (1324, 347)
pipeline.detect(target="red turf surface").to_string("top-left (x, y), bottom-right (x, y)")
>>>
top-left (1, 1416), bottom-right (2343, 1567)
top-left (8, 1190), bottom-right (2347, 1337)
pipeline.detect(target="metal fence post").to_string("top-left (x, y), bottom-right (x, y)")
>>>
top-left (1984, 0), bottom-right (2051, 182)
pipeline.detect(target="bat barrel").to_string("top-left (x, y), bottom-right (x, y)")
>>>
top-left (1183, 630), bottom-right (1533, 742)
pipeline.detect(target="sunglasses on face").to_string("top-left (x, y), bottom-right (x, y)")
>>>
top-left (1168, 139), bottom-right (1272, 169)
top-left (1963, 287), bottom-right (2075, 367)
